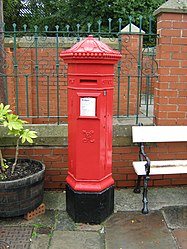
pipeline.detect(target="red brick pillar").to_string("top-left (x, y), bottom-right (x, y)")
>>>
top-left (118, 24), bottom-right (144, 116)
top-left (154, 1), bottom-right (187, 125)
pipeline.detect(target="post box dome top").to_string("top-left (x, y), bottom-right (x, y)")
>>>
top-left (60, 35), bottom-right (121, 60)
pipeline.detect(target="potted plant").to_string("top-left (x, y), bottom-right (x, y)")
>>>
top-left (0, 103), bottom-right (45, 217)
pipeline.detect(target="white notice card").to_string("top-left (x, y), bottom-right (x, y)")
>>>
top-left (80, 97), bottom-right (96, 117)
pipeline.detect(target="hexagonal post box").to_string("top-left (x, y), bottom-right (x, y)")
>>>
top-left (60, 35), bottom-right (121, 224)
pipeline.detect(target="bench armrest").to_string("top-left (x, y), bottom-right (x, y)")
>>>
top-left (139, 142), bottom-right (151, 176)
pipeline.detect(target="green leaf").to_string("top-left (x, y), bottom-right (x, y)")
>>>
top-left (28, 130), bottom-right (38, 138)
top-left (4, 114), bottom-right (24, 131)
top-left (20, 129), bottom-right (37, 144)
top-left (2, 159), bottom-right (9, 169)
top-left (0, 103), bottom-right (12, 120)
top-left (4, 105), bottom-right (11, 112)
top-left (8, 129), bottom-right (21, 137)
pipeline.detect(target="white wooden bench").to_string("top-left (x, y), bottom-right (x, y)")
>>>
top-left (132, 125), bottom-right (187, 214)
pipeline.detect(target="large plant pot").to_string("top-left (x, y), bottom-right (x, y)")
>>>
top-left (0, 159), bottom-right (45, 218)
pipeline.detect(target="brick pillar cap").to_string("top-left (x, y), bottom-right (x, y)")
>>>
top-left (154, 0), bottom-right (187, 16)
top-left (121, 23), bottom-right (145, 34)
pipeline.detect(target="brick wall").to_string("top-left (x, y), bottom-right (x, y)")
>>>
top-left (2, 142), bottom-right (187, 189)
top-left (154, 12), bottom-right (187, 125)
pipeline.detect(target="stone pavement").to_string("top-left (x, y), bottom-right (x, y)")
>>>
top-left (0, 187), bottom-right (187, 249)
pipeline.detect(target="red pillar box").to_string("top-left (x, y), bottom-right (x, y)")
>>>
top-left (60, 35), bottom-right (121, 224)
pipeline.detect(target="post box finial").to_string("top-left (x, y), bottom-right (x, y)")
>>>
top-left (88, 35), bottom-right (93, 39)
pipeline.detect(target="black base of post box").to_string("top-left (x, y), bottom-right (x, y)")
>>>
top-left (66, 184), bottom-right (114, 224)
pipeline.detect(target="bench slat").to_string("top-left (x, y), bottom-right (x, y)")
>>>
top-left (133, 160), bottom-right (187, 175)
top-left (132, 126), bottom-right (187, 143)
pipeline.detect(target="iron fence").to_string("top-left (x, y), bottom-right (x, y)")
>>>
top-left (0, 17), bottom-right (158, 124)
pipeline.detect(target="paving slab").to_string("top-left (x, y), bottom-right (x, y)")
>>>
top-left (115, 187), bottom-right (187, 212)
top-left (50, 231), bottom-right (104, 249)
top-left (0, 188), bottom-right (186, 249)
top-left (172, 229), bottom-right (187, 249)
top-left (55, 210), bottom-right (77, 231)
top-left (0, 210), bottom-right (55, 227)
top-left (30, 234), bottom-right (50, 249)
top-left (105, 211), bottom-right (177, 249)
top-left (162, 206), bottom-right (187, 229)
top-left (76, 223), bottom-right (103, 232)
top-left (55, 210), bottom-right (104, 232)
top-left (44, 191), bottom-right (66, 211)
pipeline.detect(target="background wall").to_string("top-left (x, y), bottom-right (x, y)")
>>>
top-left (0, 124), bottom-right (186, 189)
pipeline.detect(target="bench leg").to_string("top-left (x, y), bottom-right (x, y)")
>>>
top-left (133, 175), bottom-right (142, 193)
top-left (142, 175), bottom-right (150, 214)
